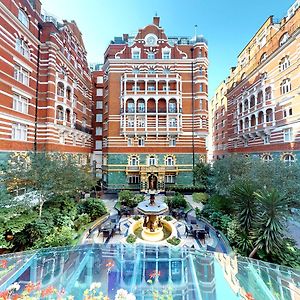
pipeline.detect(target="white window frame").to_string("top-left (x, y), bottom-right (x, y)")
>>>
top-left (147, 52), bottom-right (155, 59)
top-left (95, 127), bottom-right (102, 136)
top-left (96, 114), bottom-right (102, 122)
top-left (148, 156), bottom-right (156, 165)
top-left (14, 64), bottom-right (29, 86)
top-left (18, 9), bottom-right (29, 28)
top-left (169, 117), bottom-right (177, 127)
top-left (13, 93), bottom-right (28, 114)
top-left (284, 128), bottom-right (293, 142)
top-left (15, 39), bottom-right (30, 59)
top-left (138, 137), bottom-right (145, 147)
top-left (166, 156), bottom-right (174, 166)
top-left (165, 175), bottom-right (175, 184)
top-left (169, 137), bottom-right (176, 146)
top-left (96, 101), bottom-right (103, 109)
top-left (12, 123), bottom-right (27, 141)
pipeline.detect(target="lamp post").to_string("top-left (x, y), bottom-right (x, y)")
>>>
top-left (191, 47), bottom-right (195, 186)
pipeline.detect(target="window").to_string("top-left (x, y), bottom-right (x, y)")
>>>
top-left (83, 103), bottom-right (87, 114)
top-left (260, 52), bottom-right (268, 63)
top-left (284, 128), bottom-right (293, 142)
top-left (13, 93), bottom-right (28, 114)
top-left (280, 79), bottom-right (291, 94)
top-left (279, 56), bottom-right (290, 71)
top-left (96, 101), bottom-right (103, 109)
top-left (199, 67), bottom-right (203, 76)
top-left (56, 106), bottom-right (64, 120)
top-left (127, 138), bottom-right (133, 146)
top-left (72, 95), bottom-right (77, 107)
top-left (148, 156), bottom-right (156, 165)
top-left (82, 118), bottom-right (87, 128)
top-left (162, 51), bottom-right (170, 59)
top-left (244, 139), bottom-right (248, 147)
top-left (137, 117), bottom-right (145, 127)
top-left (96, 89), bottom-right (103, 96)
top-left (284, 108), bottom-right (293, 118)
top-left (166, 156), bottom-right (174, 166)
top-left (282, 154), bottom-right (295, 164)
top-left (130, 156), bottom-right (139, 166)
top-left (128, 117), bottom-right (134, 127)
top-left (168, 102), bottom-right (176, 113)
top-left (132, 51), bottom-right (140, 59)
top-left (138, 137), bottom-right (145, 146)
top-left (96, 76), bottom-right (103, 84)
top-left (12, 123), bottom-right (27, 140)
top-left (264, 135), bottom-right (270, 144)
top-left (279, 33), bottom-right (289, 46)
top-left (95, 127), bottom-right (102, 136)
top-left (95, 141), bottom-right (102, 150)
top-left (265, 87), bottom-right (272, 100)
top-left (59, 132), bottom-right (65, 144)
top-left (148, 84), bottom-right (155, 91)
top-left (200, 84), bottom-right (203, 92)
top-left (15, 39), bottom-right (29, 59)
top-left (169, 117), bottom-right (177, 127)
top-left (165, 175), bottom-right (175, 184)
top-left (14, 64), bottom-right (29, 85)
top-left (147, 52), bottom-right (155, 59)
top-left (96, 114), bottom-right (102, 122)
top-left (18, 9), bottom-right (29, 28)
top-left (148, 68), bottom-right (156, 74)
top-left (128, 175), bottom-right (140, 184)
top-left (169, 137), bottom-right (176, 146)
top-left (132, 68), bottom-right (140, 74)
top-left (262, 154), bottom-right (272, 162)
top-left (163, 68), bottom-right (170, 74)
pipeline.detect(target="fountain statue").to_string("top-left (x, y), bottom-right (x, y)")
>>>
top-left (136, 189), bottom-right (168, 242)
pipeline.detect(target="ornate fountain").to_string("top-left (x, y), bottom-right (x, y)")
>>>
top-left (136, 190), bottom-right (169, 242)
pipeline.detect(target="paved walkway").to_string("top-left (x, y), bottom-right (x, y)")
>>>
top-left (184, 195), bottom-right (204, 211)
top-left (287, 218), bottom-right (300, 248)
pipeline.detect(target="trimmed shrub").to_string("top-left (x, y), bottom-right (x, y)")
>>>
top-left (80, 198), bottom-right (107, 221)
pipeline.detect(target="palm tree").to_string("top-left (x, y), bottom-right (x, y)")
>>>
top-left (231, 180), bottom-right (257, 234)
top-left (249, 189), bottom-right (289, 258)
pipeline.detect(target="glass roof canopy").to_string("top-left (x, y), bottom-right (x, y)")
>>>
top-left (0, 244), bottom-right (299, 300)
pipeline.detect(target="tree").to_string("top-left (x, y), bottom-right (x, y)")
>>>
top-left (193, 162), bottom-right (211, 190)
top-left (231, 180), bottom-right (257, 234)
top-left (79, 198), bottom-right (107, 221)
top-left (249, 189), bottom-right (289, 258)
top-left (3, 152), bottom-right (97, 218)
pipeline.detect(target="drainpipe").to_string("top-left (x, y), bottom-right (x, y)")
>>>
top-left (191, 47), bottom-right (195, 186)
top-left (34, 23), bottom-right (42, 153)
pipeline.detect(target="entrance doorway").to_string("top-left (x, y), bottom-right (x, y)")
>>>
top-left (148, 174), bottom-right (157, 190)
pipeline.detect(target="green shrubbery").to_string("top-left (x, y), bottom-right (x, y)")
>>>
top-left (167, 237), bottom-right (180, 246)
top-left (164, 216), bottom-right (173, 221)
top-left (119, 190), bottom-right (144, 208)
top-left (164, 192), bottom-right (187, 209)
top-left (126, 234), bottom-right (137, 244)
top-left (192, 192), bottom-right (209, 204)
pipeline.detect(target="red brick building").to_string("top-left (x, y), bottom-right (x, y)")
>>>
top-left (0, 0), bottom-right (92, 164)
top-left (102, 17), bottom-right (209, 191)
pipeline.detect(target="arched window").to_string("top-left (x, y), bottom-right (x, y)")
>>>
top-left (148, 155), bottom-right (157, 166)
top-left (282, 153), bottom-right (295, 164)
top-left (265, 87), bottom-right (272, 100)
top-left (266, 108), bottom-right (273, 122)
top-left (129, 155), bottom-right (139, 166)
top-left (132, 68), bottom-right (140, 74)
top-left (279, 56), bottom-right (290, 72)
top-left (56, 106), bottom-right (64, 120)
top-left (18, 9), bottom-right (29, 28)
top-left (279, 33), bottom-right (289, 46)
top-left (15, 38), bottom-right (29, 59)
top-left (260, 52), bottom-right (268, 63)
top-left (57, 82), bottom-right (64, 97)
top-left (241, 72), bottom-right (246, 81)
top-left (257, 91), bottom-right (263, 104)
top-left (163, 67), bottom-right (170, 74)
top-left (280, 78), bottom-right (291, 94)
top-left (165, 156), bottom-right (174, 166)
top-left (148, 68), bottom-right (156, 74)
top-left (261, 154), bottom-right (273, 162)
top-left (250, 95), bottom-right (255, 108)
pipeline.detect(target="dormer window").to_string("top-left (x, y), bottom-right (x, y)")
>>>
top-left (132, 50), bottom-right (140, 59)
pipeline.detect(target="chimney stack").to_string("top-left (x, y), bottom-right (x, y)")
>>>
top-left (153, 16), bottom-right (160, 27)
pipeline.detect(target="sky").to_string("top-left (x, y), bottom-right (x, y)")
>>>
top-left (41, 0), bottom-right (295, 98)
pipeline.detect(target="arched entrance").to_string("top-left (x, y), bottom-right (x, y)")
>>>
top-left (148, 174), bottom-right (157, 190)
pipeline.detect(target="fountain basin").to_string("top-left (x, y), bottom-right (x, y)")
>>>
top-left (141, 226), bottom-right (164, 242)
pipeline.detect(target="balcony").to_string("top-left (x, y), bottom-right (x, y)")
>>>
top-left (75, 123), bottom-right (92, 134)
top-left (126, 165), bottom-right (140, 173)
